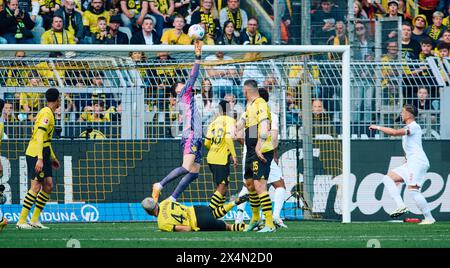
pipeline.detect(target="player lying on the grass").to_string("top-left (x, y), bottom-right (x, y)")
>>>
top-left (369, 104), bottom-right (435, 225)
top-left (235, 88), bottom-right (287, 229)
top-left (204, 100), bottom-right (238, 216)
top-left (16, 88), bottom-right (61, 230)
top-left (141, 194), bottom-right (249, 232)
top-left (152, 39), bottom-right (203, 203)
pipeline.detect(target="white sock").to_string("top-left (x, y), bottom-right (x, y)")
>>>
top-left (0, 209), bottom-right (3, 219)
top-left (237, 186), bottom-right (248, 212)
top-left (155, 182), bottom-right (163, 190)
top-left (409, 189), bottom-right (434, 220)
top-left (273, 187), bottom-right (286, 220)
top-left (235, 186), bottom-right (248, 222)
top-left (235, 209), bottom-right (244, 223)
top-left (383, 175), bottom-right (405, 208)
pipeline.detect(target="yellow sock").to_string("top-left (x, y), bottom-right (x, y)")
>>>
top-left (209, 191), bottom-right (224, 210)
top-left (259, 191), bottom-right (275, 228)
top-left (212, 202), bottom-right (234, 219)
top-left (31, 191), bottom-right (50, 223)
top-left (248, 191), bottom-right (260, 223)
top-left (18, 190), bottom-right (37, 224)
top-left (230, 223), bottom-right (246, 231)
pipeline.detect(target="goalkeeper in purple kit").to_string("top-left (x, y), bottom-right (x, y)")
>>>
top-left (152, 40), bottom-right (204, 202)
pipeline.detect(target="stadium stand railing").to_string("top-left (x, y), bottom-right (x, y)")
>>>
top-left (0, 50), bottom-right (448, 141)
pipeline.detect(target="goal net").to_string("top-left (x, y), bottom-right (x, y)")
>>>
top-left (0, 45), bottom-right (351, 223)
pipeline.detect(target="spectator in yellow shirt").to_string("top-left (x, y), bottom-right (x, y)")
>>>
top-left (20, 75), bottom-right (45, 121)
top-left (79, 100), bottom-right (111, 122)
top-left (83, 0), bottom-right (111, 43)
top-left (149, 0), bottom-right (175, 37)
top-left (39, 0), bottom-right (61, 30)
top-left (160, 14), bottom-right (191, 45)
top-left (120, 0), bottom-right (149, 31)
top-left (92, 16), bottom-right (109, 43)
top-left (41, 15), bottom-right (76, 44)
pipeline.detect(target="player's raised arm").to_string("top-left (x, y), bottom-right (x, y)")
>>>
top-left (369, 104), bottom-right (419, 137)
top-left (179, 40), bottom-right (203, 97)
top-left (369, 125), bottom-right (407, 136)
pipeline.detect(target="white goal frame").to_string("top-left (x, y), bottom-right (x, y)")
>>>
top-left (0, 44), bottom-right (351, 223)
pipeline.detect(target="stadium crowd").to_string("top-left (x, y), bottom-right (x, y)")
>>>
top-left (0, 0), bottom-right (445, 139)
top-left (0, 0), bottom-right (272, 45)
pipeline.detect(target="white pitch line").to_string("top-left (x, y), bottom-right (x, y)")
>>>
top-left (34, 235), bottom-right (450, 243)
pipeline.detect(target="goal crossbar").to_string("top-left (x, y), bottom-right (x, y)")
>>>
top-left (0, 44), bottom-right (351, 223)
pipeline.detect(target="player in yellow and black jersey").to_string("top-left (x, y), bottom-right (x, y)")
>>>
top-left (141, 194), bottom-right (248, 232)
top-left (237, 79), bottom-right (276, 233)
top-left (205, 100), bottom-right (237, 216)
top-left (16, 88), bottom-right (61, 230)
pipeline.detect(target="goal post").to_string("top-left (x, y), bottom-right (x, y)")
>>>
top-left (0, 44), bottom-right (351, 223)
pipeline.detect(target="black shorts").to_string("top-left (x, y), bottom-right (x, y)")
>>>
top-left (194, 206), bottom-right (226, 231)
top-left (26, 147), bottom-right (52, 181)
top-left (208, 163), bottom-right (230, 186)
top-left (244, 151), bottom-right (274, 180)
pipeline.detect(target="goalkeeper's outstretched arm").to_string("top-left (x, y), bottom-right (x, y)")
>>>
top-left (179, 40), bottom-right (203, 97)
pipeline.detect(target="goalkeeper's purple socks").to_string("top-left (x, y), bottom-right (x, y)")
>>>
top-left (160, 167), bottom-right (189, 187)
top-left (171, 172), bottom-right (199, 199)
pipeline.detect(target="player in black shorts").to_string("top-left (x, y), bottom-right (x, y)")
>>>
top-left (205, 100), bottom-right (238, 216)
top-left (238, 80), bottom-right (276, 233)
top-left (17, 88), bottom-right (61, 230)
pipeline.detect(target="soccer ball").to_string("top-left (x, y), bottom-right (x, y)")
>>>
top-left (188, 24), bottom-right (205, 40)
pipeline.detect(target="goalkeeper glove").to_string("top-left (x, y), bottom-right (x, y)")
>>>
top-left (195, 40), bottom-right (202, 60)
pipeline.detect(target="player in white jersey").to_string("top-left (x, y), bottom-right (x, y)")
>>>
top-left (235, 88), bottom-right (287, 229)
top-left (369, 104), bottom-right (435, 224)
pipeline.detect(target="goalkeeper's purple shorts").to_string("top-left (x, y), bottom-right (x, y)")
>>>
top-left (180, 134), bottom-right (202, 164)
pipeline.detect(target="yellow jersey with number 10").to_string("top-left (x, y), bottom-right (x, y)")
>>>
top-left (205, 115), bottom-right (237, 165)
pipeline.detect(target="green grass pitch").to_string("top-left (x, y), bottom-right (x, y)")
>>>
top-left (2, 221), bottom-right (450, 248)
